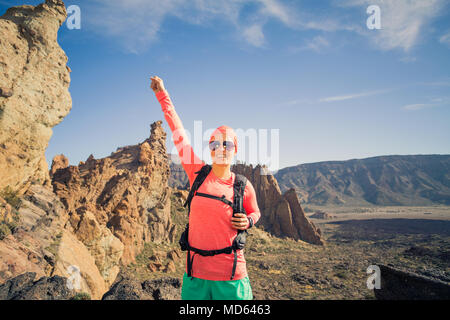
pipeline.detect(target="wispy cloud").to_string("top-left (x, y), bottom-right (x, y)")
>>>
top-left (281, 88), bottom-right (391, 107)
top-left (83, 0), bottom-right (300, 53)
top-left (338, 0), bottom-right (448, 52)
top-left (284, 81), bottom-right (450, 108)
top-left (289, 36), bottom-right (330, 53)
top-left (403, 103), bottom-right (435, 111)
top-left (78, 0), bottom-right (448, 54)
top-left (402, 96), bottom-right (449, 111)
top-left (242, 24), bottom-right (266, 48)
top-left (440, 31), bottom-right (450, 46)
top-left (81, 0), bottom-right (361, 54)
top-left (319, 89), bottom-right (390, 103)
top-left (257, 0), bottom-right (294, 26)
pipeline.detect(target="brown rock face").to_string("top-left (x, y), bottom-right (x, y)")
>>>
top-left (1, 121), bottom-right (174, 299)
top-left (0, 184), bottom-right (70, 291)
top-left (49, 154), bottom-right (69, 177)
top-left (0, 0), bottom-right (72, 195)
top-left (0, 272), bottom-right (73, 300)
top-left (0, 183), bottom-right (116, 299)
top-left (52, 229), bottom-right (109, 299)
top-left (232, 164), bottom-right (323, 245)
top-left (102, 273), bottom-right (181, 300)
top-left (51, 121), bottom-right (175, 266)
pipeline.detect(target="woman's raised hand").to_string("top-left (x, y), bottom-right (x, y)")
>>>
top-left (150, 75), bottom-right (166, 93)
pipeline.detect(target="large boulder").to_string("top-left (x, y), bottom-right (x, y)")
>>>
top-left (102, 272), bottom-right (181, 300)
top-left (0, 184), bottom-right (68, 285)
top-left (0, 0), bottom-right (72, 195)
top-left (51, 229), bottom-right (109, 300)
top-left (374, 264), bottom-right (450, 300)
top-left (0, 272), bottom-right (72, 300)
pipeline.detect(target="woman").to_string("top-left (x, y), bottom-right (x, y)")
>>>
top-left (150, 76), bottom-right (261, 300)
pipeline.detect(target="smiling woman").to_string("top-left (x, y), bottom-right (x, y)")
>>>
top-left (150, 75), bottom-right (261, 300)
top-left (208, 125), bottom-right (238, 178)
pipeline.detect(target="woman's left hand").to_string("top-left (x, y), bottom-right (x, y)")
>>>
top-left (231, 213), bottom-right (249, 230)
top-left (150, 75), bottom-right (166, 93)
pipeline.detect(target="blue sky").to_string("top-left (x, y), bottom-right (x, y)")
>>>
top-left (1, 0), bottom-right (450, 171)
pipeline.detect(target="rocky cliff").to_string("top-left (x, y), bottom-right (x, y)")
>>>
top-left (51, 121), bottom-right (176, 268)
top-left (0, 0), bottom-right (179, 299)
top-left (0, 182), bottom-right (113, 299)
top-left (0, 0), bottom-right (72, 195)
top-left (168, 154), bottom-right (189, 189)
top-left (1, 120), bottom-right (176, 299)
top-left (0, 0), bottom-right (117, 299)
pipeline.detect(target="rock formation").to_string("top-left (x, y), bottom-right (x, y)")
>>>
top-left (0, 0), bottom-right (72, 195)
top-left (1, 121), bottom-right (177, 299)
top-left (0, 183), bottom-right (109, 299)
top-left (51, 121), bottom-right (176, 266)
top-left (0, 0), bottom-right (184, 300)
top-left (102, 272), bottom-right (181, 300)
top-left (0, 272), bottom-right (73, 300)
top-left (0, 184), bottom-right (67, 285)
top-left (232, 164), bottom-right (323, 245)
top-left (374, 264), bottom-right (450, 300)
top-left (168, 154), bottom-right (189, 189)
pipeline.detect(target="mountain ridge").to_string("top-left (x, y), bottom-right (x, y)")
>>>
top-left (273, 154), bottom-right (450, 206)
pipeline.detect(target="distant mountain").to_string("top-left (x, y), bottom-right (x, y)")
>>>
top-left (273, 155), bottom-right (450, 206)
top-left (168, 154), bottom-right (189, 189)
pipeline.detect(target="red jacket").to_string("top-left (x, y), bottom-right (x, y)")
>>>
top-left (155, 90), bottom-right (261, 280)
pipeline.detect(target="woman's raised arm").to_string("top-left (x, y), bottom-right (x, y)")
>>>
top-left (150, 76), bottom-right (204, 186)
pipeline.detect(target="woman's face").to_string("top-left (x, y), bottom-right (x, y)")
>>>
top-left (210, 132), bottom-right (236, 166)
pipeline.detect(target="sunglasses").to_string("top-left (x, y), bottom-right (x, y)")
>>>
top-left (209, 140), bottom-right (235, 151)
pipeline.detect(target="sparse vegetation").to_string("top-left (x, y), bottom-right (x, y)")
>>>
top-left (70, 292), bottom-right (91, 300)
top-left (0, 218), bottom-right (19, 240)
top-left (1, 185), bottom-right (22, 210)
top-left (0, 187), bottom-right (21, 239)
top-left (44, 231), bottom-right (63, 260)
top-left (0, 223), bottom-right (11, 240)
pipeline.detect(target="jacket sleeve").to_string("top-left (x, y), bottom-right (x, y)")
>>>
top-left (242, 180), bottom-right (261, 228)
top-left (155, 90), bottom-right (205, 186)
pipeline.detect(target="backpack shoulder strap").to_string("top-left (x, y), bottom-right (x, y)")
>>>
top-left (232, 173), bottom-right (247, 216)
top-left (230, 173), bottom-right (249, 280)
top-left (183, 164), bottom-right (212, 214)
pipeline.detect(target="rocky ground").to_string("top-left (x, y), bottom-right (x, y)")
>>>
top-left (122, 198), bottom-right (450, 299)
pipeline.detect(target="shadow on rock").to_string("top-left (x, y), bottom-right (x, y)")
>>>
top-left (102, 273), bottom-right (181, 300)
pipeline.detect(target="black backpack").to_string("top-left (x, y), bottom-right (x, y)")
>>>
top-left (179, 164), bottom-right (251, 280)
